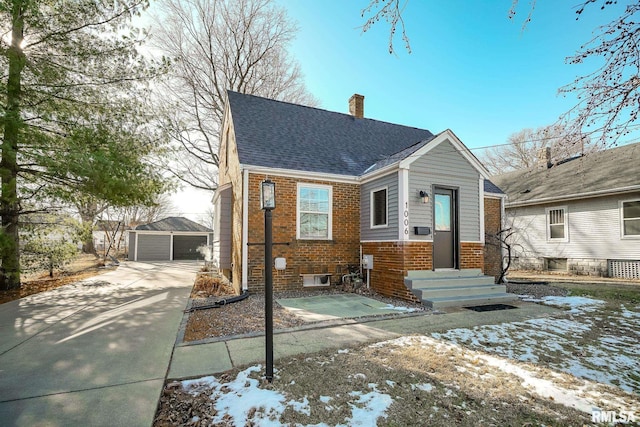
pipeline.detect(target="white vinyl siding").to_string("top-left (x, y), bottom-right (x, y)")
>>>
top-left (370, 187), bottom-right (388, 228)
top-left (507, 194), bottom-right (640, 260)
top-left (297, 183), bottom-right (332, 240)
top-left (546, 207), bottom-right (568, 242)
top-left (621, 199), bottom-right (640, 238)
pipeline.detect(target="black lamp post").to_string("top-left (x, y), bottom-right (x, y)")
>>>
top-left (260, 179), bottom-right (275, 382)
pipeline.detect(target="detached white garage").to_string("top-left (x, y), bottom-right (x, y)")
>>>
top-left (128, 217), bottom-right (213, 261)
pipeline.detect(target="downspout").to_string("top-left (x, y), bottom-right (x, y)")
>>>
top-left (479, 178), bottom-right (485, 245)
top-left (242, 168), bottom-right (249, 292)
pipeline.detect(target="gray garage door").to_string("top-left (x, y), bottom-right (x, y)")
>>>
top-left (173, 235), bottom-right (208, 260)
top-left (137, 234), bottom-right (171, 261)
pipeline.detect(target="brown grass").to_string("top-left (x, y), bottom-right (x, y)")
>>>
top-left (0, 254), bottom-right (108, 305)
top-left (190, 274), bottom-right (235, 299)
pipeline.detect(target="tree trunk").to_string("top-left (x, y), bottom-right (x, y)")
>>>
top-left (77, 200), bottom-right (99, 255)
top-left (0, 2), bottom-right (25, 291)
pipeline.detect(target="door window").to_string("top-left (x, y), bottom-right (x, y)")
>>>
top-left (435, 194), bottom-right (451, 231)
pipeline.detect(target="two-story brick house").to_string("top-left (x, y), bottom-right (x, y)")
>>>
top-left (214, 91), bottom-right (510, 307)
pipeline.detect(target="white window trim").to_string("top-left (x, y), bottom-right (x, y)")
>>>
top-left (370, 186), bottom-right (389, 229)
top-left (546, 206), bottom-right (569, 242)
top-left (620, 198), bottom-right (640, 239)
top-left (296, 182), bottom-right (333, 240)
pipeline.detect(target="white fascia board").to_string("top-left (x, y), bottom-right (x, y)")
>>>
top-left (398, 129), bottom-right (491, 179)
top-left (241, 164), bottom-right (359, 184)
top-left (213, 182), bottom-right (232, 204)
top-left (359, 163), bottom-right (402, 184)
top-left (484, 192), bottom-right (507, 199)
top-left (505, 185), bottom-right (640, 208)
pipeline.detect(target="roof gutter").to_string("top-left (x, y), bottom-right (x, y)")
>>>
top-left (505, 184), bottom-right (640, 208)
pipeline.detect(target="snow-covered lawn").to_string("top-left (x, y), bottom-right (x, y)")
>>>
top-left (433, 296), bottom-right (640, 393)
top-left (156, 295), bottom-right (640, 426)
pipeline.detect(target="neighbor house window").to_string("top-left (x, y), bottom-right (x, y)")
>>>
top-left (546, 207), bottom-right (568, 242)
top-left (297, 183), bottom-right (332, 240)
top-left (370, 187), bottom-right (388, 228)
top-left (621, 199), bottom-right (640, 237)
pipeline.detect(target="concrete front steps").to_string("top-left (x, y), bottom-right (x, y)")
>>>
top-left (404, 269), bottom-right (518, 310)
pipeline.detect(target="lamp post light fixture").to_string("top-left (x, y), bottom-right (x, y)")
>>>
top-left (419, 190), bottom-right (430, 204)
top-left (261, 179), bottom-right (276, 210)
top-left (261, 180), bottom-right (275, 382)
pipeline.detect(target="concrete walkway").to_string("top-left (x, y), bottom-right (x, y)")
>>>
top-left (0, 261), bottom-right (200, 427)
top-left (169, 300), bottom-right (559, 380)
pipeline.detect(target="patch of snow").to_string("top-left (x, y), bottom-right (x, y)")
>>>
top-left (525, 295), bottom-right (606, 314)
top-left (385, 380), bottom-right (396, 388)
top-left (337, 349), bottom-right (349, 354)
top-left (340, 390), bottom-right (393, 427)
top-left (379, 303), bottom-right (419, 312)
top-left (288, 397), bottom-right (310, 416)
top-left (319, 396), bottom-right (332, 403)
top-left (413, 383), bottom-right (433, 392)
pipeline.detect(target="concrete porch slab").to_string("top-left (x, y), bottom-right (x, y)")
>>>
top-left (276, 294), bottom-right (416, 321)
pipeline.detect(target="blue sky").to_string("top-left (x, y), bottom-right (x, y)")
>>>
top-left (279, 0), bottom-right (625, 153)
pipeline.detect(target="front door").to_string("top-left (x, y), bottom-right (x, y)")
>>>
top-left (433, 188), bottom-right (457, 269)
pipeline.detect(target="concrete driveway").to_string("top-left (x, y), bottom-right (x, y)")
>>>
top-left (0, 261), bottom-right (199, 427)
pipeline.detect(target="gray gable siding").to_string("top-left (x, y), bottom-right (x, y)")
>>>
top-left (214, 187), bottom-right (233, 269)
top-left (508, 193), bottom-right (640, 260)
top-left (361, 173), bottom-right (399, 241)
top-left (409, 141), bottom-right (481, 241)
top-left (136, 234), bottom-right (171, 261)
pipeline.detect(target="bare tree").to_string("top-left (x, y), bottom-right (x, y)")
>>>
top-left (150, 0), bottom-right (318, 192)
top-left (361, 0), bottom-right (411, 54)
top-left (481, 123), bottom-right (595, 175)
top-left (560, 3), bottom-right (640, 145)
top-left (363, 1), bottom-right (640, 145)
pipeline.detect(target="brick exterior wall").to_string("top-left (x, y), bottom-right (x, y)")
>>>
top-left (483, 197), bottom-right (503, 282)
top-left (361, 241), bottom-right (429, 302)
top-left (246, 173), bottom-right (361, 293)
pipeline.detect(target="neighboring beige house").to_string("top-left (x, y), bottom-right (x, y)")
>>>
top-left (213, 91), bottom-right (512, 308)
top-left (492, 143), bottom-right (640, 279)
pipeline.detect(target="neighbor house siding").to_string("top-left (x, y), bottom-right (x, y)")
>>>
top-left (508, 192), bottom-right (640, 274)
top-left (408, 140), bottom-right (481, 241)
top-left (361, 172), bottom-right (398, 241)
top-left (136, 234), bottom-right (171, 261)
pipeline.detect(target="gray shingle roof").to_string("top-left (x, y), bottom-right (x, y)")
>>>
top-left (227, 91), bottom-right (434, 176)
top-left (491, 142), bottom-right (640, 205)
top-left (484, 180), bottom-right (504, 195)
top-left (135, 217), bottom-right (212, 232)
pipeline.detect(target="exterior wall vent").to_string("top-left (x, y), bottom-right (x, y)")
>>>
top-left (608, 260), bottom-right (640, 279)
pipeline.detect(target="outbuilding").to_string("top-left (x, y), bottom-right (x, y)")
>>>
top-left (128, 217), bottom-right (212, 261)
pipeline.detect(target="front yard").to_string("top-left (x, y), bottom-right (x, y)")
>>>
top-left (155, 281), bottom-right (640, 426)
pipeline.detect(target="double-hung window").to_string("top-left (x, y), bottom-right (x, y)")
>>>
top-left (621, 199), bottom-right (640, 238)
top-left (370, 187), bottom-right (388, 228)
top-left (297, 183), bottom-right (332, 240)
top-left (546, 207), bottom-right (568, 242)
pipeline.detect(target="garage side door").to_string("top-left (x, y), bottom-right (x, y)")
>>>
top-left (173, 235), bottom-right (208, 260)
top-left (137, 234), bottom-right (171, 261)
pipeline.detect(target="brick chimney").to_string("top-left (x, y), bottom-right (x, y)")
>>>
top-left (349, 94), bottom-right (364, 118)
top-left (537, 147), bottom-right (551, 169)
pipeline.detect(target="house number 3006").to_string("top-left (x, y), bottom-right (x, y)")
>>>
top-left (404, 202), bottom-right (409, 235)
